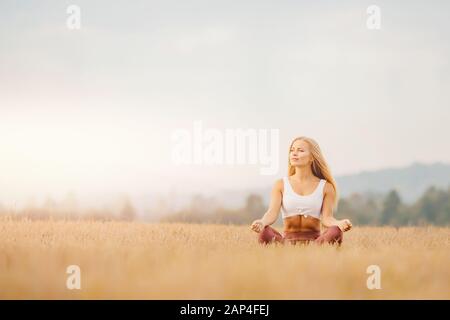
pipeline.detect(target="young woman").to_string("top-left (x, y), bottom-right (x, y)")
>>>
top-left (250, 136), bottom-right (352, 246)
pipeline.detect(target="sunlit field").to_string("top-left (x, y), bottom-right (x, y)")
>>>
top-left (0, 217), bottom-right (449, 299)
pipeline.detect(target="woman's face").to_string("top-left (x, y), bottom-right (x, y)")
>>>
top-left (289, 139), bottom-right (313, 167)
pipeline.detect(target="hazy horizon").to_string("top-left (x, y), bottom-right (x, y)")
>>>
top-left (1, 160), bottom-right (448, 212)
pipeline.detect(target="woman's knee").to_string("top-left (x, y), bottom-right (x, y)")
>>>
top-left (328, 226), bottom-right (343, 244)
top-left (329, 225), bottom-right (343, 238)
top-left (258, 226), bottom-right (271, 244)
top-left (258, 226), bottom-right (279, 244)
top-left (316, 226), bottom-right (343, 245)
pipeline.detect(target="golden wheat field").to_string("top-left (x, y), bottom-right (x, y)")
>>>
top-left (0, 217), bottom-right (449, 299)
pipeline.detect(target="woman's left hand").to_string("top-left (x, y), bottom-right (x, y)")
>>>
top-left (338, 219), bottom-right (353, 232)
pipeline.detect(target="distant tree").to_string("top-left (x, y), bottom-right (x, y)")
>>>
top-left (43, 196), bottom-right (57, 211)
top-left (245, 194), bottom-right (265, 222)
top-left (440, 189), bottom-right (450, 225)
top-left (336, 198), bottom-right (357, 222)
top-left (159, 185), bottom-right (450, 227)
top-left (365, 198), bottom-right (381, 225)
top-left (188, 194), bottom-right (219, 215)
top-left (336, 194), bottom-right (380, 225)
top-left (61, 191), bottom-right (79, 218)
top-left (414, 186), bottom-right (450, 225)
top-left (120, 197), bottom-right (137, 221)
top-left (380, 190), bottom-right (402, 226)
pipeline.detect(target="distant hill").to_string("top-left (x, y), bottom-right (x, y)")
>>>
top-left (214, 162), bottom-right (450, 207)
top-left (125, 162), bottom-right (450, 216)
top-left (336, 162), bottom-right (450, 203)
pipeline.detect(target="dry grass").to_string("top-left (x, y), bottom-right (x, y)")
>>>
top-left (0, 217), bottom-right (449, 299)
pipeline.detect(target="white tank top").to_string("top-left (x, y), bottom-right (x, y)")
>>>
top-left (281, 176), bottom-right (326, 220)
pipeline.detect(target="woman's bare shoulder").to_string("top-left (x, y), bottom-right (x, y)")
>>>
top-left (273, 178), bottom-right (284, 191)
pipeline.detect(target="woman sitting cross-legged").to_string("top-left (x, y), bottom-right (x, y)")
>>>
top-left (250, 136), bottom-right (352, 246)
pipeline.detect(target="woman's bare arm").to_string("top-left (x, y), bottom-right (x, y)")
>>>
top-left (321, 182), bottom-right (352, 231)
top-left (250, 179), bottom-right (283, 232)
top-left (260, 179), bottom-right (283, 226)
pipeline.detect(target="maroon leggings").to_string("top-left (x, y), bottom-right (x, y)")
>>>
top-left (258, 225), bottom-right (343, 246)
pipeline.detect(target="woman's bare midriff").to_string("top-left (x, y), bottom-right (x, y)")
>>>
top-left (283, 215), bottom-right (321, 233)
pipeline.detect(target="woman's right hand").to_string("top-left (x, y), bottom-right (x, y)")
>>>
top-left (250, 219), bottom-right (266, 233)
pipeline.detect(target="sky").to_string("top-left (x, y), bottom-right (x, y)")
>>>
top-left (0, 0), bottom-right (449, 206)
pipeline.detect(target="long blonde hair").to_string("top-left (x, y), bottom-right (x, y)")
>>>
top-left (287, 136), bottom-right (339, 208)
